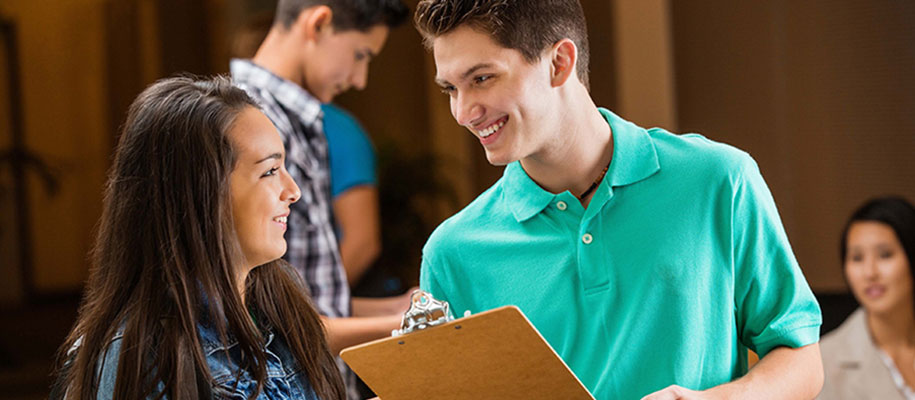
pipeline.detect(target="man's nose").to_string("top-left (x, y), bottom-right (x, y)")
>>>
top-left (452, 93), bottom-right (483, 127)
top-left (351, 65), bottom-right (369, 91)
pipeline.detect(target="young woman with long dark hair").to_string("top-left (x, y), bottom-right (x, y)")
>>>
top-left (53, 76), bottom-right (345, 399)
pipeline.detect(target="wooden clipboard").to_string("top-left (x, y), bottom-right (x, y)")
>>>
top-left (340, 306), bottom-right (594, 400)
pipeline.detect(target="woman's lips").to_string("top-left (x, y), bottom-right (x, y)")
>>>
top-left (863, 285), bottom-right (886, 299)
top-left (273, 214), bottom-right (288, 230)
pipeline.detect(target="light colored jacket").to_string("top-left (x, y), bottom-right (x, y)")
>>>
top-left (818, 308), bottom-right (910, 399)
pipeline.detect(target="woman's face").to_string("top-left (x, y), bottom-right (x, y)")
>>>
top-left (228, 107), bottom-right (300, 269)
top-left (845, 221), bottom-right (913, 316)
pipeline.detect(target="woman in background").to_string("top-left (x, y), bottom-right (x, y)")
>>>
top-left (52, 76), bottom-right (344, 399)
top-left (820, 196), bottom-right (915, 399)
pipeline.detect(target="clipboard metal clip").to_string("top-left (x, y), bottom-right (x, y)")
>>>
top-left (392, 290), bottom-right (454, 337)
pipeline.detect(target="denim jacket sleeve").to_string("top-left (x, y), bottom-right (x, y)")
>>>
top-left (95, 333), bottom-right (123, 400)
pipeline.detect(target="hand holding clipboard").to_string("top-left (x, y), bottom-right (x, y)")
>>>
top-left (340, 290), bottom-right (595, 400)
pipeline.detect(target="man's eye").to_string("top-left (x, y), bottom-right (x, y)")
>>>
top-left (474, 75), bottom-right (491, 84)
top-left (440, 86), bottom-right (456, 95)
top-left (355, 52), bottom-right (366, 61)
top-left (262, 167), bottom-right (279, 177)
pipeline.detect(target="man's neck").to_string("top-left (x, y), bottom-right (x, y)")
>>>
top-left (250, 28), bottom-right (305, 87)
top-left (520, 96), bottom-right (613, 206)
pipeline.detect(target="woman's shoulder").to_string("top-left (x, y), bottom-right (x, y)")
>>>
top-left (93, 329), bottom-right (127, 400)
top-left (204, 328), bottom-right (320, 399)
top-left (821, 308), bottom-right (870, 359)
top-left (818, 309), bottom-right (908, 399)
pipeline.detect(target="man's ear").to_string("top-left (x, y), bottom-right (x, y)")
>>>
top-left (294, 5), bottom-right (333, 41)
top-left (549, 38), bottom-right (577, 87)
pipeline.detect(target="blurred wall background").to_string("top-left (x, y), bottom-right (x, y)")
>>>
top-left (0, 0), bottom-right (912, 397)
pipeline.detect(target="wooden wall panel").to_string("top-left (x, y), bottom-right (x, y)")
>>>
top-left (672, 1), bottom-right (915, 291)
top-left (0, 0), bottom-right (110, 295)
top-left (0, 18), bottom-right (23, 304)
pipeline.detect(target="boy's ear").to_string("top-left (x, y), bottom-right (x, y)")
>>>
top-left (295, 5), bottom-right (333, 41)
top-left (549, 38), bottom-right (577, 87)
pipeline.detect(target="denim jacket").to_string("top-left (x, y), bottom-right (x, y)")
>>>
top-left (94, 323), bottom-right (321, 399)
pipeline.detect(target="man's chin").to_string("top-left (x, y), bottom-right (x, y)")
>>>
top-left (484, 151), bottom-right (513, 167)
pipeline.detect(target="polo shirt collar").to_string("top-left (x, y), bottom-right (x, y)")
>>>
top-left (504, 108), bottom-right (660, 222)
top-left (503, 162), bottom-right (556, 222)
top-left (599, 108), bottom-right (660, 188)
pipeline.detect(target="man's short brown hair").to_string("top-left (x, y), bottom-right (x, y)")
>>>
top-left (414, 0), bottom-right (590, 89)
top-left (276, 0), bottom-right (408, 32)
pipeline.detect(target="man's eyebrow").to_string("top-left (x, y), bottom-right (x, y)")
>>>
top-left (461, 63), bottom-right (495, 80)
top-left (435, 63), bottom-right (496, 88)
top-left (255, 153), bottom-right (282, 164)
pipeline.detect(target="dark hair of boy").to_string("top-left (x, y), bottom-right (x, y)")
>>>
top-left (414, 0), bottom-right (591, 89)
top-left (276, 0), bottom-right (410, 32)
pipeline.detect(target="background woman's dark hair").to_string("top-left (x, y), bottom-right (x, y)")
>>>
top-left (53, 76), bottom-right (344, 400)
top-left (840, 196), bottom-right (915, 311)
top-left (840, 196), bottom-right (915, 265)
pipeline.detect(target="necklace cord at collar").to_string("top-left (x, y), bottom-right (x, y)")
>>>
top-left (578, 164), bottom-right (610, 200)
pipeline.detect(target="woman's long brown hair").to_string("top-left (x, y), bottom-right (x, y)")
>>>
top-left (53, 76), bottom-right (345, 399)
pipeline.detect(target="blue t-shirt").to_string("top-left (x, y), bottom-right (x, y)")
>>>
top-left (321, 103), bottom-right (376, 198)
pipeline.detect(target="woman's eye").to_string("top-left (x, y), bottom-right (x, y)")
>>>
top-left (262, 167), bottom-right (279, 177)
top-left (355, 52), bottom-right (366, 61)
top-left (879, 250), bottom-right (894, 259)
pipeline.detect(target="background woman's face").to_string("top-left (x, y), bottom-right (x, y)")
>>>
top-left (228, 107), bottom-right (300, 269)
top-left (844, 221), bottom-right (913, 316)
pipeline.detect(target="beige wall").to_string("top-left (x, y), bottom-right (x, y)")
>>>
top-left (612, 0), bottom-right (677, 131)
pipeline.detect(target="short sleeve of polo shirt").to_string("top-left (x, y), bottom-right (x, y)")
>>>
top-left (419, 256), bottom-right (442, 299)
top-left (321, 104), bottom-right (377, 198)
top-left (731, 156), bottom-right (821, 357)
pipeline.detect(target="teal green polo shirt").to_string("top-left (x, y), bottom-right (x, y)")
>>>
top-left (420, 108), bottom-right (821, 399)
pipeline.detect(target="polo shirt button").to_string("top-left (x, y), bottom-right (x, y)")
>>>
top-left (556, 201), bottom-right (568, 210)
top-left (582, 233), bottom-right (593, 244)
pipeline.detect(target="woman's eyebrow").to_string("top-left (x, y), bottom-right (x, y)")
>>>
top-left (255, 153), bottom-right (282, 164)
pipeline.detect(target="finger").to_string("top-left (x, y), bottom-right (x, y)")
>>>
top-left (641, 385), bottom-right (683, 400)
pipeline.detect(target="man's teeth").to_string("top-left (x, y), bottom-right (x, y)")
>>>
top-left (274, 216), bottom-right (287, 224)
top-left (478, 119), bottom-right (505, 138)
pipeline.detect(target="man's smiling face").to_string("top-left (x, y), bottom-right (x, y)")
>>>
top-left (433, 25), bottom-right (558, 166)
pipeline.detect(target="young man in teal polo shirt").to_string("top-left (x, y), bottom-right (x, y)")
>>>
top-left (414, 1), bottom-right (824, 399)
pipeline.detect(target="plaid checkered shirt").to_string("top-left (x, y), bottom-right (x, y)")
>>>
top-left (231, 59), bottom-right (358, 399)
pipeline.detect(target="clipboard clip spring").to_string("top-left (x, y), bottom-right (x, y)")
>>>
top-left (392, 290), bottom-right (455, 337)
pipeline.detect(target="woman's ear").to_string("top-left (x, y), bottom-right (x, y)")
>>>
top-left (295, 5), bottom-right (334, 41)
top-left (549, 38), bottom-right (577, 87)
